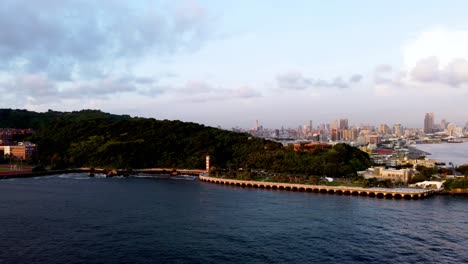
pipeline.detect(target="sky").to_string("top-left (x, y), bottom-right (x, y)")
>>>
top-left (1, 0), bottom-right (468, 129)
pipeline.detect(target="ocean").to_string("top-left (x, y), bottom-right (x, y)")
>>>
top-left (0, 173), bottom-right (466, 263)
top-left (415, 142), bottom-right (468, 166)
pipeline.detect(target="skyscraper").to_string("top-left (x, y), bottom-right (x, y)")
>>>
top-left (393, 123), bottom-right (402, 137)
top-left (440, 119), bottom-right (447, 130)
top-left (339, 118), bottom-right (348, 130)
top-left (424, 113), bottom-right (434, 134)
top-left (330, 120), bottom-right (339, 131)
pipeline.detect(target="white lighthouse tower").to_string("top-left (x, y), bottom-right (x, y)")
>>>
top-left (205, 155), bottom-right (210, 174)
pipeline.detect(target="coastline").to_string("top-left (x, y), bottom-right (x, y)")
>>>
top-left (439, 189), bottom-right (468, 196)
top-left (412, 142), bottom-right (468, 166)
top-left (3, 169), bottom-right (466, 198)
top-left (0, 167), bottom-right (205, 180)
top-left (199, 175), bottom-right (437, 200)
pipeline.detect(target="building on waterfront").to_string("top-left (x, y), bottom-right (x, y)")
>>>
top-left (0, 142), bottom-right (37, 160)
top-left (440, 119), bottom-right (447, 130)
top-left (359, 167), bottom-right (414, 183)
top-left (424, 113), bottom-right (434, 134)
top-left (409, 181), bottom-right (443, 189)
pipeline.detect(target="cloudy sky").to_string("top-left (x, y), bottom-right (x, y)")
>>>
top-left (1, 0), bottom-right (468, 129)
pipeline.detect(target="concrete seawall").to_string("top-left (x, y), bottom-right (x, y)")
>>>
top-left (0, 168), bottom-right (205, 179)
top-left (0, 169), bottom-right (87, 179)
top-left (199, 175), bottom-right (436, 200)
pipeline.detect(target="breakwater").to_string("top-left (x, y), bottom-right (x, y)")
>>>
top-left (199, 175), bottom-right (436, 199)
top-left (0, 169), bottom-right (86, 179)
top-left (0, 168), bottom-right (205, 179)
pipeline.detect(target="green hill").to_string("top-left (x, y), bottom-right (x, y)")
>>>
top-left (0, 108), bottom-right (371, 177)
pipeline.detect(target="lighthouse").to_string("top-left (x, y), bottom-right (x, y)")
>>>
top-left (206, 155), bottom-right (210, 174)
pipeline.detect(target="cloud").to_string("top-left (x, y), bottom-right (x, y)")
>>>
top-left (0, 73), bottom-right (58, 105)
top-left (408, 57), bottom-right (468, 86)
top-left (441, 59), bottom-right (468, 86)
top-left (178, 80), bottom-right (214, 94)
top-left (410, 56), bottom-right (440, 83)
top-left (373, 57), bottom-right (468, 96)
top-left (172, 80), bottom-right (261, 102)
top-left (0, 0), bottom-right (212, 80)
top-left (375, 64), bottom-right (393, 73)
top-left (276, 72), bottom-right (312, 90)
top-left (276, 71), bottom-right (362, 90)
top-left (1, 73), bottom-right (161, 105)
top-left (233, 86), bottom-right (261, 98)
top-left (349, 74), bottom-right (363, 83)
top-left (11, 74), bottom-right (58, 97)
top-left (398, 28), bottom-right (468, 87)
top-left (373, 28), bottom-right (468, 96)
top-left (61, 79), bottom-right (137, 98)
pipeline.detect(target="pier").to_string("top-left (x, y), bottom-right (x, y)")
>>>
top-left (199, 175), bottom-right (436, 199)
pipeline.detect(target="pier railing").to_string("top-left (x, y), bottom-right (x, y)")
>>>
top-left (199, 175), bottom-right (436, 200)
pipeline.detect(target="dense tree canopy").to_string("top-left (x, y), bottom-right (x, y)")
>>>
top-left (0, 109), bottom-right (371, 176)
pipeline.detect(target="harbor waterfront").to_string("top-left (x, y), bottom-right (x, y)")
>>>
top-left (199, 176), bottom-right (436, 199)
top-left (0, 173), bottom-right (466, 264)
top-left (415, 142), bottom-right (468, 166)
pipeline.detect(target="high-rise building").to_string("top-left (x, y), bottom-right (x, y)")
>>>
top-left (424, 113), bottom-right (434, 134)
top-left (441, 119), bottom-right (447, 130)
top-left (339, 118), bottom-right (348, 130)
top-left (341, 129), bottom-right (357, 140)
top-left (393, 123), bottom-right (402, 137)
top-left (331, 129), bottom-right (340, 141)
top-left (330, 120), bottom-right (339, 131)
top-left (379, 124), bottom-right (391, 135)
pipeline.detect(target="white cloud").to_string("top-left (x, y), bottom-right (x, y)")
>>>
top-left (276, 71), bottom-right (362, 90)
top-left (410, 56), bottom-right (440, 82)
top-left (403, 28), bottom-right (468, 70)
top-left (375, 28), bottom-right (468, 96)
top-left (173, 81), bottom-right (261, 102)
top-left (0, 0), bottom-right (213, 81)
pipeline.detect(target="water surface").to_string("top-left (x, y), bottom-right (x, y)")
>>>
top-left (0, 174), bottom-right (466, 263)
top-left (416, 142), bottom-right (468, 166)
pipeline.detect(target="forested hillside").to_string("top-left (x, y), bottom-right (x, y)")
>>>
top-left (0, 109), bottom-right (371, 177)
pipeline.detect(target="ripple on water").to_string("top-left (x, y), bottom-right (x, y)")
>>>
top-left (0, 173), bottom-right (466, 264)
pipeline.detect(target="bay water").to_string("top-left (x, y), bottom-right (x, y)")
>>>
top-left (0, 174), bottom-right (466, 263)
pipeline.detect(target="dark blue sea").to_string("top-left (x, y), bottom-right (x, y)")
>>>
top-left (0, 173), bottom-right (467, 264)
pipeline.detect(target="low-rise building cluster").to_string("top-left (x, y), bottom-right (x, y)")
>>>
top-left (0, 128), bottom-right (37, 160)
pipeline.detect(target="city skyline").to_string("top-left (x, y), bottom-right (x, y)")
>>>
top-left (1, 1), bottom-right (468, 128)
top-left (240, 112), bottom-right (463, 131)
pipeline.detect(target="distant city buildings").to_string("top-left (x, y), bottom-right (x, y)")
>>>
top-left (242, 112), bottom-right (467, 150)
top-left (339, 118), bottom-right (348, 130)
top-left (424, 113), bottom-right (434, 134)
top-left (393, 123), bottom-right (402, 137)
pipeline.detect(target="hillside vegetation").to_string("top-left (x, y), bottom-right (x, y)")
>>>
top-left (0, 109), bottom-right (371, 177)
